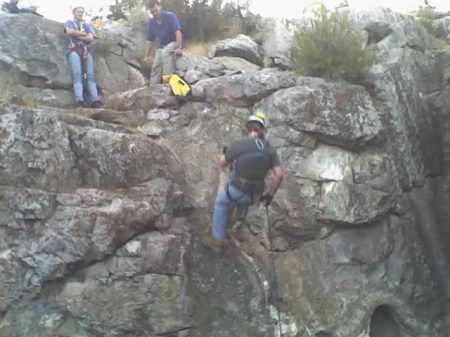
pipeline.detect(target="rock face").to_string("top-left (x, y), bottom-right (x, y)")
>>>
top-left (209, 34), bottom-right (265, 67)
top-left (262, 18), bottom-right (297, 69)
top-left (1, 7), bottom-right (450, 337)
top-left (433, 16), bottom-right (450, 42)
top-left (0, 105), bottom-right (187, 337)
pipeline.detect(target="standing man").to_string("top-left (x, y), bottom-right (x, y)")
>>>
top-left (64, 5), bottom-right (102, 108)
top-left (144, 0), bottom-right (183, 85)
top-left (203, 112), bottom-right (285, 252)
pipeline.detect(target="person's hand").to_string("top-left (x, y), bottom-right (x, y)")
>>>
top-left (260, 194), bottom-right (273, 207)
top-left (174, 47), bottom-right (183, 56)
top-left (144, 55), bottom-right (153, 64)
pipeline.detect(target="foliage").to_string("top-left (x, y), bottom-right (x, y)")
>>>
top-left (127, 6), bottom-right (149, 32)
top-left (111, 0), bottom-right (263, 43)
top-left (94, 37), bottom-right (116, 57)
top-left (412, 5), bottom-right (437, 36)
top-left (290, 3), bottom-right (375, 82)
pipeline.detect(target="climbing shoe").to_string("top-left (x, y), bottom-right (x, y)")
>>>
top-left (91, 100), bottom-right (103, 108)
top-left (75, 101), bottom-right (85, 108)
top-left (202, 224), bottom-right (225, 253)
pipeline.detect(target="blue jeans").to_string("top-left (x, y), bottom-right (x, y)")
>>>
top-left (211, 184), bottom-right (261, 241)
top-left (68, 51), bottom-right (100, 103)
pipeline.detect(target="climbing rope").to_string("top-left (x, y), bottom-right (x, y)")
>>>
top-left (265, 205), bottom-right (283, 337)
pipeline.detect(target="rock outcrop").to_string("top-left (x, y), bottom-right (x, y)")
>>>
top-left (209, 34), bottom-right (265, 67)
top-left (262, 18), bottom-right (297, 69)
top-left (1, 7), bottom-right (450, 337)
top-left (434, 15), bottom-right (450, 42)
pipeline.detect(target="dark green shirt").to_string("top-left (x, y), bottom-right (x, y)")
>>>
top-left (225, 136), bottom-right (281, 169)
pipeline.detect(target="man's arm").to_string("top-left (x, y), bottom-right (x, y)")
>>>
top-left (218, 154), bottom-right (229, 169)
top-left (65, 27), bottom-right (88, 37)
top-left (78, 33), bottom-right (94, 43)
top-left (266, 166), bottom-right (284, 197)
top-left (174, 30), bottom-right (183, 56)
top-left (144, 40), bottom-right (154, 64)
top-left (65, 27), bottom-right (94, 44)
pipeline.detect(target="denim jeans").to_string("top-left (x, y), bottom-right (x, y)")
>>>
top-left (68, 51), bottom-right (100, 103)
top-left (211, 184), bottom-right (261, 241)
top-left (150, 42), bottom-right (177, 85)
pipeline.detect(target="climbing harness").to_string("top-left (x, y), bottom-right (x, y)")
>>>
top-left (69, 20), bottom-right (89, 80)
top-left (228, 138), bottom-right (271, 201)
top-left (224, 137), bottom-right (271, 236)
top-left (227, 200), bottom-right (249, 235)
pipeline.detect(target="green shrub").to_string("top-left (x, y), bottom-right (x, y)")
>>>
top-left (94, 37), bottom-right (115, 57)
top-left (413, 6), bottom-right (437, 36)
top-left (290, 4), bottom-right (375, 82)
top-left (112, 0), bottom-right (263, 44)
top-left (127, 6), bottom-right (148, 32)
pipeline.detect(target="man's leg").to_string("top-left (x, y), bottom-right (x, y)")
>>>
top-left (234, 192), bottom-right (261, 230)
top-left (211, 185), bottom-right (259, 240)
top-left (160, 42), bottom-right (176, 76)
top-left (211, 188), bottom-right (234, 241)
top-left (150, 49), bottom-right (163, 85)
top-left (86, 53), bottom-right (100, 103)
top-left (67, 51), bottom-right (84, 103)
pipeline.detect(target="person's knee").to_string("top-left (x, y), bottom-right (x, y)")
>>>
top-left (72, 69), bottom-right (82, 82)
top-left (68, 55), bottom-right (82, 78)
top-left (86, 72), bottom-right (96, 81)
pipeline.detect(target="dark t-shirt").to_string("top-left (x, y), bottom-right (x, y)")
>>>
top-left (225, 136), bottom-right (281, 169)
top-left (64, 20), bottom-right (93, 51)
top-left (146, 11), bottom-right (181, 48)
top-left (225, 136), bottom-right (281, 194)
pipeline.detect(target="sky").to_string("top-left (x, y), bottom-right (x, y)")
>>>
top-left (11, 0), bottom-right (450, 22)
top-left (249, 0), bottom-right (450, 19)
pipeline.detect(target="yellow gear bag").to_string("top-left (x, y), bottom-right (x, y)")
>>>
top-left (164, 74), bottom-right (191, 97)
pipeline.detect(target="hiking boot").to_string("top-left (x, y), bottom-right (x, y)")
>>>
top-left (202, 224), bottom-right (225, 253)
top-left (91, 100), bottom-right (103, 108)
top-left (75, 101), bottom-right (85, 108)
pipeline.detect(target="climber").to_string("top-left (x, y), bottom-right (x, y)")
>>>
top-left (64, 5), bottom-right (103, 108)
top-left (203, 112), bottom-right (284, 252)
top-left (143, 0), bottom-right (183, 85)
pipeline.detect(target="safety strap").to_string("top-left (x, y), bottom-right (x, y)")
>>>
top-left (70, 20), bottom-right (85, 47)
top-left (69, 21), bottom-right (89, 78)
top-left (69, 44), bottom-right (88, 79)
top-left (225, 183), bottom-right (254, 204)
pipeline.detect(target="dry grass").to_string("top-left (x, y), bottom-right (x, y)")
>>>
top-left (108, 94), bottom-right (126, 111)
top-left (184, 41), bottom-right (213, 56)
top-left (0, 81), bottom-right (37, 108)
top-left (0, 82), bottom-right (13, 105)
